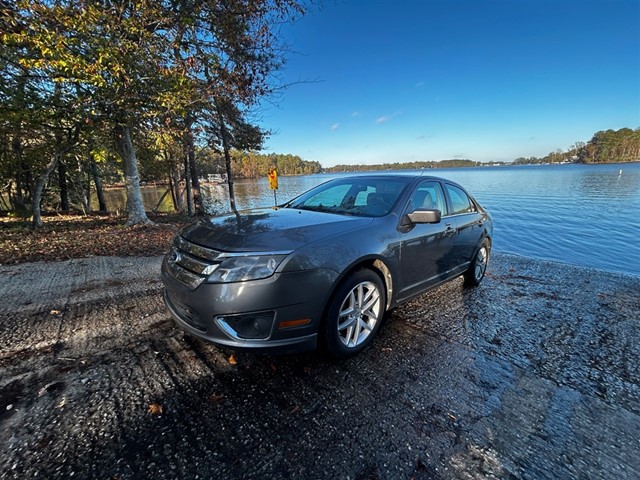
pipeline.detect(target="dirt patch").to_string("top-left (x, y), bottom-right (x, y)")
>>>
top-left (0, 213), bottom-right (187, 265)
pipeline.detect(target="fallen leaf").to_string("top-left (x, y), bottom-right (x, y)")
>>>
top-left (50, 309), bottom-right (61, 316)
top-left (270, 363), bottom-right (277, 373)
top-left (228, 354), bottom-right (237, 365)
top-left (381, 347), bottom-right (392, 353)
top-left (209, 394), bottom-right (225, 404)
top-left (38, 381), bottom-right (64, 397)
top-left (148, 403), bottom-right (163, 415)
top-left (289, 405), bottom-right (300, 414)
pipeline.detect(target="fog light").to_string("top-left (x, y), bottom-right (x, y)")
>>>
top-left (216, 312), bottom-right (275, 340)
top-left (236, 315), bottom-right (273, 339)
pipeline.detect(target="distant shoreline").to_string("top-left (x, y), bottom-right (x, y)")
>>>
top-left (321, 159), bottom-right (640, 174)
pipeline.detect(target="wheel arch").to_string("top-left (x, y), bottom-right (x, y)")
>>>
top-left (323, 256), bottom-right (395, 317)
top-left (483, 233), bottom-right (492, 250)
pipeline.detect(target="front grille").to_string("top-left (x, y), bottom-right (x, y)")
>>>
top-left (166, 236), bottom-right (222, 289)
top-left (165, 291), bottom-right (206, 332)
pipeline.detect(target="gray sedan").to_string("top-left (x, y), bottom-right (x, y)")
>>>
top-left (161, 174), bottom-right (492, 358)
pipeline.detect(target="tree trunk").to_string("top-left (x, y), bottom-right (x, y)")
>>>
top-left (152, 188), bottom-right (171, 213)
top-left (171, 168), bottom-right (183, 211)
top-left (74, 158), bottom-right (90, 214)
top-left (215, 104), bottom-right (237, 213)
top-left (184, 150), bottom-right (193, 216)
top-left (184, 115), bottom-right (202, 214)
top-left (113, 123), bottom-right (151, 225)
top-left (32, 153), bottom-right (60, 228)
top-left (89, 151), bottom-right (107, 212)
top-left (32, 125), bottom-right (81, 226)
top-left (168, 175), bottom-right (177, 211)
top-left (12, 136), bottom-right (26, 211)
top-left (58, 160), bottom-right (69, 211)
top-left (86, 169), bottom-right (92, 213)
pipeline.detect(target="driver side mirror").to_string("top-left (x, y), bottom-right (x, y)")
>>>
top-left (402, 208), bottom-right (442, 226)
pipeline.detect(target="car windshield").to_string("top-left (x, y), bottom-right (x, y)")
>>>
top-left (285, 177), bottom-right (411, 217)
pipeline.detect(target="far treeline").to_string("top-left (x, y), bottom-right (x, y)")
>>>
top-left (197, 150), bottom-right (322, 178)
top-left (1, 1), bottom-right (307, 226)
top-left (512, 127), bottom-right (640, 165)
top-left (324, 159), bottom-right (479, 172)
top-left (325, 127), bottom-right (640, 172)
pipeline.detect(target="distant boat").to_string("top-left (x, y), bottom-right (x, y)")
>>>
top-left (619, 169), bottom-right (623, 176)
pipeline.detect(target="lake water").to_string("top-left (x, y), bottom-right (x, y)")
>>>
top-left (108, 163), bottom-right (640, 277)
top-left (200, 163), bottom-right (640, 277)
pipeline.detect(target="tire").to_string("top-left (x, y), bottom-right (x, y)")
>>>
top-left (464, 239), bottom-right (490, 287)
top-left (322, 269), bottom-right (386, 359)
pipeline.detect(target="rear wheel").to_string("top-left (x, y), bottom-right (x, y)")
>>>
top-left (464, 239), bottom-right (490, 287)
top-left (322, 269), bottom-right (386, 359)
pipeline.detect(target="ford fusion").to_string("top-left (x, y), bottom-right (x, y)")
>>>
top-left (161, 174), bottom-right (492, 358)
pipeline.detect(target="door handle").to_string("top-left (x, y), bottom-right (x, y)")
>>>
top-left (445, 223), bottom-right (457, 236)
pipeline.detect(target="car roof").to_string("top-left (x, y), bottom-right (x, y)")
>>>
top-left (336, 172), bottom-right (462, 186)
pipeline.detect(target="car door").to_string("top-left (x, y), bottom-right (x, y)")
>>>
top-left (443, 183), bottom-right (485, 271)
top-left (397, 180), bottom-right (456, 299)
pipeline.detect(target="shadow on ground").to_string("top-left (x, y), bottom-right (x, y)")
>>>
top-left (1, 253), bottom-right (639, 479)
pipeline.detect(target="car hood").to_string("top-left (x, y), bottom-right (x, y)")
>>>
top-left (180, 207), bottom-right (373, 252)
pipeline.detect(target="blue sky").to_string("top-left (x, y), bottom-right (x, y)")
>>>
top-left (257, 0), bottom-right (640, 167)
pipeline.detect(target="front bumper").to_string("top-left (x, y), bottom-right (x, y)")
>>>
top-left (161, 258), bottom-right (338, 354)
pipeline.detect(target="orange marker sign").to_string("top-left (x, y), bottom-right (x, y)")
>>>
top-left (268, 168), bottom-right (278, 190)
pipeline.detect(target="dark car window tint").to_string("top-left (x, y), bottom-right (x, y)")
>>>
top-left (446, 184), bottom-right (476, 215)
top-left (406, 181), bottom-right (446, 214)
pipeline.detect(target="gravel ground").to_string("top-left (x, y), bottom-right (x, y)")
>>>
top-left (0, 253), bottom-right (639, 479)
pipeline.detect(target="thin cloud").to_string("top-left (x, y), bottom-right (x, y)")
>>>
top-left (351, 111), bottom-right (361, 118)
top-left (375, 111), bottom-right (402, 124)
top-left (330, 123), bottom-right (340, 131)
top-left (416, 81), bottom-right (425, 87)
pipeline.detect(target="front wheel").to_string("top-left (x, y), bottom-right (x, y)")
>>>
top-left (464, 240), bottom-right (490, 287)
top-left (322, 269), bottom-right (386, 359)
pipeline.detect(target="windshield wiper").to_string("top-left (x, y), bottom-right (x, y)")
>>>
top-left (289, 205), bottom-right (340, 214)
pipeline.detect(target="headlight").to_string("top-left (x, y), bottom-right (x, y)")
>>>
top-left (207, 255), bottom-right (287, 283)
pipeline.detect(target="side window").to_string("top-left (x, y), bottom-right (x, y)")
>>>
top-left (406, 181), bottom-right (446, 214)
top-left (445, 184), bottom-right (476, 215)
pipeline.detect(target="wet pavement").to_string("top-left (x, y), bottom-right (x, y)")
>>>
top-left (0, 253), bottom-right (639, 479)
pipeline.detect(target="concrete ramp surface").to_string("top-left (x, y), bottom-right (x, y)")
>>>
top-left (1, 254), bottom-right (639, 479)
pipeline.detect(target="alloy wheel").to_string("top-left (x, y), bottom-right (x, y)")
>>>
top-left (336, 281), bottom-right (382, 348)
top-left (475, 246), bottom-right (488, 281)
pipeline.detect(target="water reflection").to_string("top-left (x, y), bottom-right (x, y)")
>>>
top-left (100, 186), bottom-right (175, 213)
